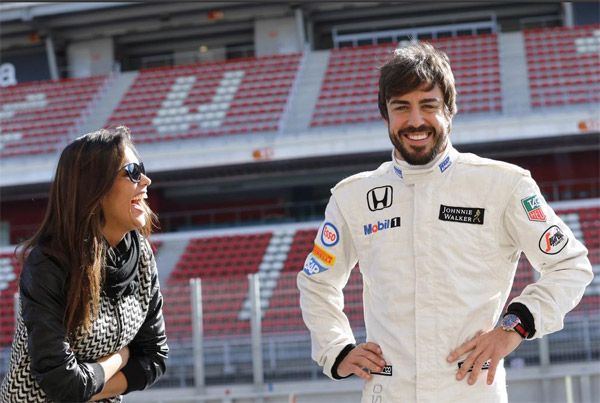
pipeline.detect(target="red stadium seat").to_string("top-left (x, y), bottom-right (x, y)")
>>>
top-left (0, 75), bottom-right (110, 158)
top-left (106, 54), bottom-right (302, 143)
top-left (311, 33), bottom-right (503, 128)
top-left (524, 24), bottom-right (600, 109)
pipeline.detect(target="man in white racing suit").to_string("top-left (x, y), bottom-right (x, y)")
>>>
top-left (297, 43), bottom-right (593, 402)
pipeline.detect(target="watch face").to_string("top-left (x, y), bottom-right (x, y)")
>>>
top-left (502, 314), bottom-right (520, 329)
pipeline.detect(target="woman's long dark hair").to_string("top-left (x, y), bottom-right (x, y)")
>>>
top-left (18, 126), bottom-right (156, 336)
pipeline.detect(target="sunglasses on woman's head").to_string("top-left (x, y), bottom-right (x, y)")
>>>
top-left (122, 162), bottom-right (145, 183)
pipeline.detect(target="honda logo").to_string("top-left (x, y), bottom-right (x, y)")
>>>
top-left (367, 186), bottom-right (393, 211)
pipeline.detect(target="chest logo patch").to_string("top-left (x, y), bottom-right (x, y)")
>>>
top-left (363, 216), bottom-right (401, 235)
top-left (539, 225), bottom-right (568, 255)
top-left (439, 205), bottom-right (485, 225)
top-left (367, 186), bottom-right (393, 211)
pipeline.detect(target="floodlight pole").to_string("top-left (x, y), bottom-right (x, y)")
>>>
top-left (249, 273), bottom-right (264, 402)
top-left (190, 278), bottom-right (205, 395)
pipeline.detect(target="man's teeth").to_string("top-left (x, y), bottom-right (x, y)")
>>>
top-left (406, 132), bottom-right (429, 140)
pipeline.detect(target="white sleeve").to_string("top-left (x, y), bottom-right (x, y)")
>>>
top-left (297, 194), bottom-right (359, 378)
top-left (504, 175), bottom-right (593, 339)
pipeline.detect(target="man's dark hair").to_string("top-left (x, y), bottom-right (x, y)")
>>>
top-left (378, 42), bottom-right (457, 121)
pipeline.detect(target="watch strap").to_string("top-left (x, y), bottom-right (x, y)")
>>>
top-left (506, 302), bottom-right (536, 339)
top-left (513, 321), bottom-right (529, 339)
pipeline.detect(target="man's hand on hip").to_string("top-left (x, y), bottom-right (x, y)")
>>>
top-left (337, 342), bottom-right (386, 380)
top-left (446, 328), bottom-right (523, 385)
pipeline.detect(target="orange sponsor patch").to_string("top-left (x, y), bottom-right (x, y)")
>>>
top-left (312, 244), bottom-right (336, 266)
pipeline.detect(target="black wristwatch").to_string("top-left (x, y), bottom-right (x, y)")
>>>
top-left (500, 314), bottom-right (529, 339)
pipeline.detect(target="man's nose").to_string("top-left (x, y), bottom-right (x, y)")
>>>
top-left (407, 108), bottom-right (425, 127)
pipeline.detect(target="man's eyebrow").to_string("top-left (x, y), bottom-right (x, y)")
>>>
top-left (388, 99), bottom-right (409, 105)
top-left (419, 98), bottom-right (442, 104)
top-left (388, 98), bottom-right (442, 105)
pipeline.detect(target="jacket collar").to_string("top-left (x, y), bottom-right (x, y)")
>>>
top-left (391, 140), bottom-right (458, 185)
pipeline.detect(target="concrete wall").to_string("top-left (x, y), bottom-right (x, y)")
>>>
top-left (67, 37), bottom-right (114, 78)
top-left (254, 16), bottom-right (303, 56)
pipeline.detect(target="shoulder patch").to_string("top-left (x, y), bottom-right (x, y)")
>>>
top-left (539, 225), bottom-right (568, 255)
top-left (521, 194), bottom-right (547, 222)
top-left (303, 257), bottom-right (329, 276)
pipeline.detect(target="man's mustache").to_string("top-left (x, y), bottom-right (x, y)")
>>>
top-left (398, 125), bottom-right (436, 136)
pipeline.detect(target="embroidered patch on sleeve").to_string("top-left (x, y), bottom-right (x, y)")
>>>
top-left (312, 244), bottom-right (336, 266)
top-left (303, 257), bottom-right (329, 275)
top-left (521, 195), bottom-right (547, 222)
top-left (321, 222), bottom-right (339, 246)
top-left (539, 225), bottom-right (568, 255)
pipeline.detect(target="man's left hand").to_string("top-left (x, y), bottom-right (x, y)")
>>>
top-left (446, 328), bottom-right (523, 385)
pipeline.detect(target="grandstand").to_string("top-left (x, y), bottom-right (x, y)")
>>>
top-left (0, 2), bottom-right (599, 402)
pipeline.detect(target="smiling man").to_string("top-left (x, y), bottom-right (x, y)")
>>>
top-left (297, 43), bottom-right (593, 402)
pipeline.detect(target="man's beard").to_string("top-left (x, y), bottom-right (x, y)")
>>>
top-left (390, 124), bottom-right (448, 165)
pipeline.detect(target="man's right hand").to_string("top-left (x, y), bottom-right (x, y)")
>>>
top-left (336, 342), bottom-right (386, 380)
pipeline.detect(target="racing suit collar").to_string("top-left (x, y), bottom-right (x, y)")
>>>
top-left (391, 141), bottom-right (458, 184)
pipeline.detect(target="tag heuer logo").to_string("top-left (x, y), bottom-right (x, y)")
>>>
top-left (521, 195), bottom-right (546, 222)
top-left (367, 186), bottom-right (393, 211)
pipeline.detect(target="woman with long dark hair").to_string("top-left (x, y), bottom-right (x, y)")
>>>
top-left (1, 126), bottom-right (168, 402)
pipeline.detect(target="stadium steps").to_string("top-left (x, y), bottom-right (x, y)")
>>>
top-left (154, 238), bottom-right (189, 287)
top-left (498, 31), bottom-right (531, 115)
top-left (238, 229), bottom-right (295, 320)
top-left (280, 50), bottom-right (330, 133)
top-left (79, 71), bottom-right (139, 134)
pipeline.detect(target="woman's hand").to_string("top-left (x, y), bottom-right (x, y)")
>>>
top-left (96, 346), bottom-right (130, 378)
top-left (90, 346), bottom-right (130, 400)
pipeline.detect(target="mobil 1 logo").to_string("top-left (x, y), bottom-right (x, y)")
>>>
top-left (363, 217), bottom-right (401, 236)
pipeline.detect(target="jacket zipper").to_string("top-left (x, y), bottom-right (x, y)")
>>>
top-left (113, 298), bottom-right (122, 346)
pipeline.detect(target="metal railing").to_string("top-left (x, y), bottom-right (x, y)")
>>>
top-left (1, 271), bottom-right (598, 402)
top-left (149, 271), bottom-right (600, 390)
top-left (156, 199), bottom-right (328, 233)
top-left (539, 178), bottom-right (600, 202)
top-left (333, 19), bottom-right (498, 48)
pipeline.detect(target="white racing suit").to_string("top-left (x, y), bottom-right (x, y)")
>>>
top-left (297, 143), bottom-right (593, 402)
